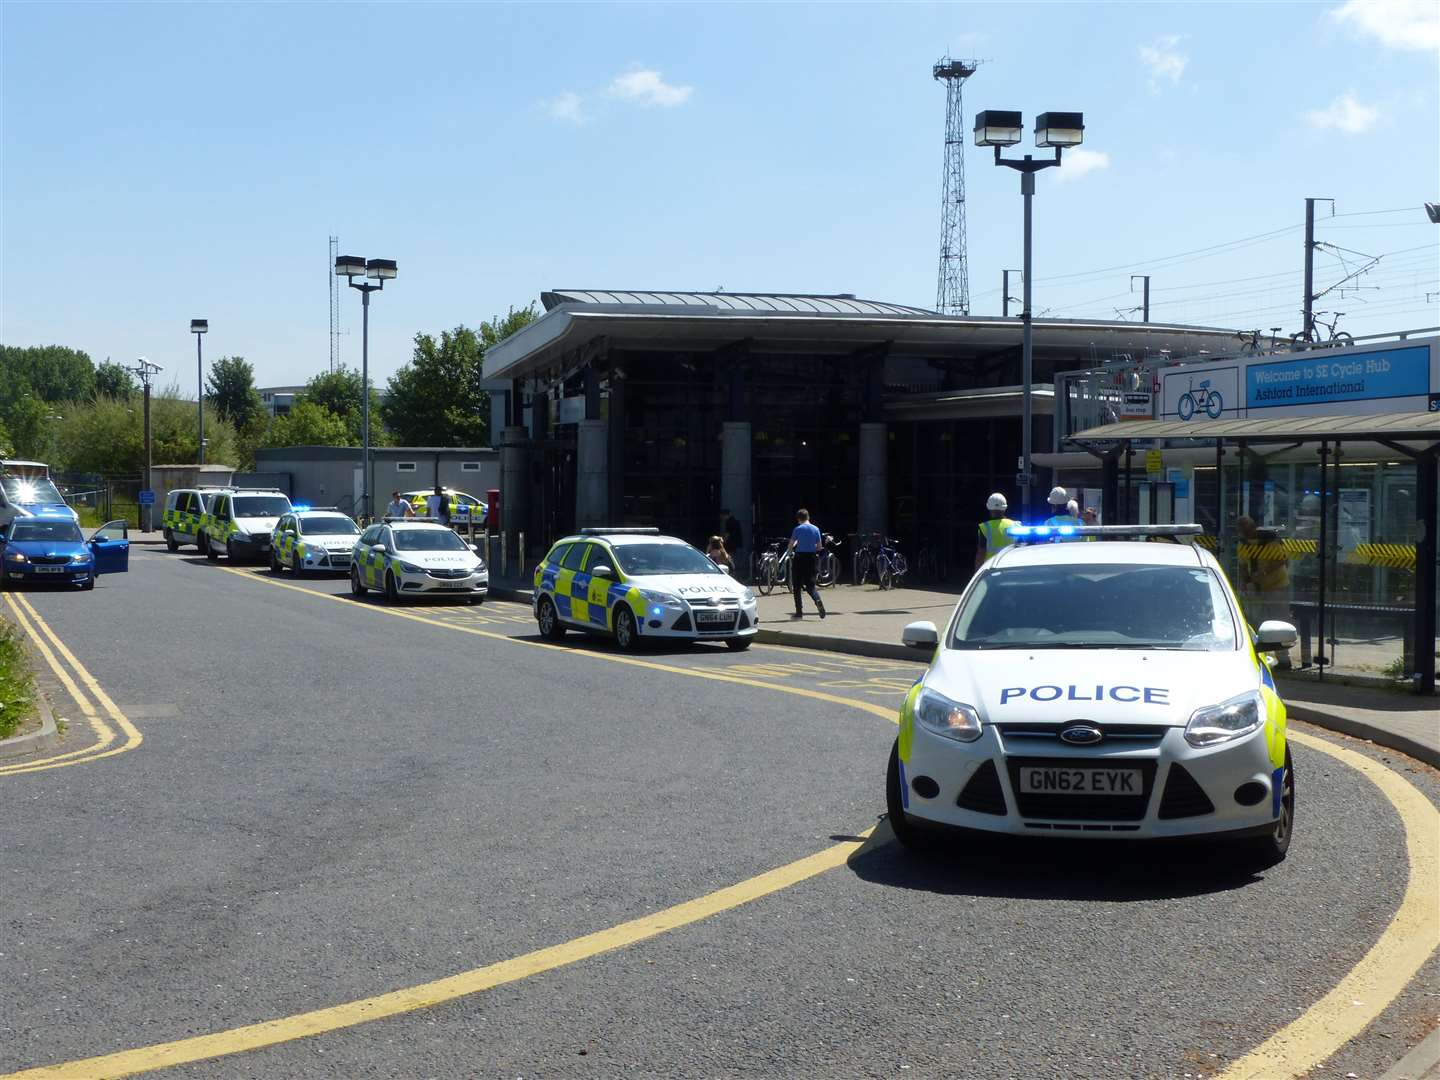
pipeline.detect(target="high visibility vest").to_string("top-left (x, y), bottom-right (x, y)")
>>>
top-left (978, 517), bottom-right (1018, 559)
top-left (1044, 513), bottom-right (1082, 541)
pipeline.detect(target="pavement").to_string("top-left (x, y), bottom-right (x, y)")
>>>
top-left (1, 547), bottom-right (1437, 1078)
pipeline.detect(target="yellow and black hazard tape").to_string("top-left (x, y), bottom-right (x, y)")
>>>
top-left (1348, 543), bottom-right (1416, 570)
top-left (1237, 539), bottom-right (1317, 561)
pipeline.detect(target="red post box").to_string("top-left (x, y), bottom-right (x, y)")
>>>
top-left (486, 488), bottom-right (501, 529)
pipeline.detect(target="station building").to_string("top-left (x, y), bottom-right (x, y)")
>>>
top-left (481, 289), bottom-right (1240, 565)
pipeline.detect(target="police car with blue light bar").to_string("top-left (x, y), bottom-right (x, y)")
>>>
top-left (888, 524), bottom-right (1298, 862)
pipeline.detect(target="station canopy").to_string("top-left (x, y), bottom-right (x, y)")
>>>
top-left (1067, 411), bottom-right (1440, 448)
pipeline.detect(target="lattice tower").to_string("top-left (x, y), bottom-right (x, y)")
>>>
top-left (329, 235), bottom-right (340, 372)
top-left (933, 57), bottom-right (978, 316)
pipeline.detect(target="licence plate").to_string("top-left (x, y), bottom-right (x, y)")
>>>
top-left (34, 565), bottom-right (69, 574)
top-left (1018, 766), bottom-right (1141, 795)
top-left (437, 583), bottom-right (469, 590)
top-left (694, 610), bottom-right (731, 624)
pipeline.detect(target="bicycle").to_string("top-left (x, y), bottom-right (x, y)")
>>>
top-left (1177, 376), bottom-right (1224, 421)
top-left (1236, 329), bottom-right (1264, 355)
top-left (1289, 311), bottom-right (1354, 350)
top-left (816, 533), bottom-right (841, 588)
top-left (755, 539), bottom-right (792, 596)
top-left (874, 537), bottom-right (909, 591)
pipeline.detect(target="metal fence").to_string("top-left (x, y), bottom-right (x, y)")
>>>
top-left (53, 472), bottom-right (145, 529)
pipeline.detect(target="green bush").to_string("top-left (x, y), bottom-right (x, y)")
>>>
top-left (0, 619), bottom-right (37, 741)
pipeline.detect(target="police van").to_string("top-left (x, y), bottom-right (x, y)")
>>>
top-left (199, 489), bottom-right (293, 562)
top-left (270, 508), bottom-right (360, 576)
top-left (162, 486), bottom-right (233, 551)
top-left (888, 525), bottom-right (1297, 864)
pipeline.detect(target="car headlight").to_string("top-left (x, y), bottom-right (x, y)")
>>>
top-left (6, 552), bottom-right (26, 563)
top-left (741, 588), bottom-right (756, 604)
top-left (640, 589), bottom-right (683, 607)
top-left (915, 687), bottom-right (983, 743)
top-left (71, 553), bottom-right (92, 563)
top-left (1184, 690), bottom-right (1264, 748)
top-left (398, 561), bottom-right (423, 574)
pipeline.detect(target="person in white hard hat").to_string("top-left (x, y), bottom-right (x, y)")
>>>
top-left (976, 492), bottom-right (1019, 569)
top-left (1043, 487), bottom-right (1082, 541)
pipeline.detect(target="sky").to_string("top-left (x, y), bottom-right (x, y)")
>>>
top-left (2, 1), bottom-right (1437, 393)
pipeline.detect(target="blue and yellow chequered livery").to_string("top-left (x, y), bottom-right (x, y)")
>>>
top-left (200, 489), bottom-right (291, 562)
top-left (532, 528), bottom-right (758, 651)
top-left (349, 520), bottom-right (487, 602)
top-left (162, 487), bottom-right (231, 551)
top-left (271, 510), bottom-right (359, 575)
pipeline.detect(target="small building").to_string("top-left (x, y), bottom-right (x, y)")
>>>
top-left (258, 385), bottom-right (306, 418)
top-left (250, 446), bottom-right (499, 517)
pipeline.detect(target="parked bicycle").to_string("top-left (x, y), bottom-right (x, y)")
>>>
top-left (874, 537), bottom-right (909, 591)
top-left (755, 538), bottom-right (792, 596)
top-left (1289, 311), bottom-right (1354, 350)
top-left (816, 533), bottom-right (841, 588)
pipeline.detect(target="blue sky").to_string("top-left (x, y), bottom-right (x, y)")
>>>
top-left (3, 1), bottom-right (1437, 392)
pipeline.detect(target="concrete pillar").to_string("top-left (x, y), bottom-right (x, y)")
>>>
top-left (499, 426), bottom-right (529, 552)
top-left (858, 422), bottom-right (888, 540)
top-left (721, 421), bottom-right (751, 564)
top-left (576, 418), bottom-right (609, 528)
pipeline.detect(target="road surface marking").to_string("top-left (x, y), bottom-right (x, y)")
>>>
top-left (1214, 728), bottom-right (1440, 1080)
top-left (2, 830), bottom-right (874, 1079)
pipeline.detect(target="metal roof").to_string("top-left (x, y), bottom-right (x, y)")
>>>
top-left (1066, 411), bottom-right (1440, 446)
top-left (541, 290), bottom-right (937, 317)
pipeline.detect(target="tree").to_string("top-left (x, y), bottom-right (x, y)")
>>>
top-left (206, 356), bottom-right (264, 430)
top-left (263, 400), bottom-right (350, 448)
top-left (0, 417), bottom-right (13, 457)
top-left (93, 361), bottom-right (138, 400)
top-left (383, 326), bottom-right (488, 446)
top-left (4, 396), bottom-right (56, 461)
top-left (50, 391), bottom-right (238, 475)
top-left (479, 303), bottom-right (539, 349)
top-left (297, 366), bottom-right (382, 444)
top-left (0, 345), bottom-right (96, 411)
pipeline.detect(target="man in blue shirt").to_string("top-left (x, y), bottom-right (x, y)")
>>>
top-left (786, 508), bottom-right (827, 619)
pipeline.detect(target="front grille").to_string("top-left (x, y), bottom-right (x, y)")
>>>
top-left (688, 596), bottom-right (740, 608)
top-left (694, 615), bottom-right (738, 633)
top-left (426, 567), bottom-right (469, 579)
top-left (957, 761), bottom-right (1007, 815)
top-left (28, 555), bottom-right (70, 565)
top-left (1157, 763), bottom-right (1215, 819)
top-left (996, 723), bottom-right (1168, 747)
top-left (1007, 757), bottom-right (1157, 822)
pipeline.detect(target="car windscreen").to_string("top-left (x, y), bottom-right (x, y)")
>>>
top-left (951, 563), bottom-right (1238, 651)
top-left (9, 520), bottom-right (83, 543)
top-left (299, 516), bottom-right (358, 536)
top-left (392, 529), bottom-right (467, 552)
top-left (613, 543), bottom-right (723, 577)
top-left (2, 477), bottom-right (65, 505)
top-left (231, 496), bottom-right (291, 518)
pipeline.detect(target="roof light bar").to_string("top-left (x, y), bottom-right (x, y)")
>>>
top-left (580, 527), bottom-right (661, 536)
top-left (1008, 524), bottom-right (1204, 542)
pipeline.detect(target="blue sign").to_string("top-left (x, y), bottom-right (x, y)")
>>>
top-left (137, 489), bottom-right (155, 505)
top-left (1247, 346), bottom-right (1430, 410)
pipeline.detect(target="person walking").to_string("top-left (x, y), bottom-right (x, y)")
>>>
top-left (720, 508), bottom-right (745, 582)
top-left (975, 493), bottom-right (1018, 569)
top-left (1044, 487), bottom-right (1081, 529)
top-left (385, 491), bottom-right (414, 519)
top-left (427, 485), bottom-right (452, 527)
top-left (786, 508), bottom-right (827, 619)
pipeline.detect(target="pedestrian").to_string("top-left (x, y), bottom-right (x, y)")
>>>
top-left (1081, 505), bottom-right (1100, 541)
top-left (1044, 487), bottom-right (1081, 531)
top-left (384, 490), bottom-right (414, 519)
top-left (1237, 515), bottom-right (1293, 669)
top-left (706, 535), bottom-right (734, 572)
top-left (975, 492), bottom-right (1018, 569)
top-left (428, 485), bottom-right (452, 527)
top-left (720, 508), bottom-right (744, 581)
top-left (786, 508), bottom-right (827, 619)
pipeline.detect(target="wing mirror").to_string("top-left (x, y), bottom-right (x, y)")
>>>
top-left (902, 620), bottom-right (939, 651)
top-left (468, 543), bottom-right (480, 553)
top-left (1254, 620), bottom-right (1298, 652)
top-left (591, 564), bottom-right (614, 580)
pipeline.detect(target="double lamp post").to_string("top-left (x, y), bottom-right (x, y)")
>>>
top-left (334, 255), bottom-right (397, 521)
top-left (974, 109), bottom-right (1085, 518)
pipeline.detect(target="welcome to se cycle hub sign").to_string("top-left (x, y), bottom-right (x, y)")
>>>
top-left (1155, 336), bottom-right (1439, 422)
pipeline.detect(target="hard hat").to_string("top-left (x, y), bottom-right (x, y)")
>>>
top-left (1300, 494), bottom-right (1322, 513)
top-left (986, 493), bottom-right (1008, 511)
top-left (1048, 486), bottom-right (1069, 506)
top-left (1066, 500), bottom-right (1079, 516)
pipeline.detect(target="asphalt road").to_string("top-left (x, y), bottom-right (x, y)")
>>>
top-left (1, 547), bottom-right (1435, 1079)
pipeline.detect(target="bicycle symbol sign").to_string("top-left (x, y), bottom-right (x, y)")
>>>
top-left (1177, 377), bottom-right (1224, 421)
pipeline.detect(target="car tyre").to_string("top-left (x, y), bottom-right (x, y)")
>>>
top-left (203, 535), bottom-right (217, 561)
top-left (269, 550), bottom-right (282, 574)
top-left (726, 636), bottom-right (752, 651)
top-left (1239, 748), bottom-right (1294, 867)
top-left (613, 606), bottom-right (641, 652)
top-left (385, 570), bottom-right (400, 603)
top-left (537, 595), bottom-right (566, 640)
top-left (292, 555), bottom-right (305, 578)
top-left (350, 566), bottom-right (367, 596)
top-left (886, 740), bottom-right (930, 851)
top-left (226, 539), bottom-right (237, 562)
top-left (80, 573), bottom-right (95, 591)
top-left (165, 530), bottom-right (179, 552)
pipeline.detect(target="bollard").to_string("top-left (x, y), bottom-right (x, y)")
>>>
top-left (500, 532), bottom-right (508, 579)
top-left (518, 531), bottom-right (526, 579)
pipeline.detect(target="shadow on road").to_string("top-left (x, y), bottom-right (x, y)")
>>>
top-left (847, 818), bottom-right (1266, 901)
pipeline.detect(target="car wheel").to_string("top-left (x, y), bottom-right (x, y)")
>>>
top-left (1240, 748), bottom-right (1294, 867)
top-left (613, 606), bottom-right (641, 652)
top-left (226, 539), bottom-right (236, 562)
top-left (385, 570), bottom-right (400, 603)
top-left (165, 530), bottom-right (179, 552)
top-left (350, 566), bottom-right (367, 596)
top-left (886, 740), bottom-right (928, 851)
top-left (725, 636), bottom-right (752, 651)
top-left (203, 535), bottom-right (218, 561)
top-left (80, 573), bottom-right (96, 591)
top-left (291, 555), bottom-right (305, 578)
top-left (269, 550), bottom-right (282, 574)
top-left (537, 596), bottom-right (566, 640)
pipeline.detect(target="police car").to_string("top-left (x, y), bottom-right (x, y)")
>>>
top-left (349, 519), bottom-right (488, 602)
top-left (533, 527), bottom-right (758, 651)
top-left (270, 509), bottom-right (360, 576)
top-left (888, 525), bottom-right (1297, 863)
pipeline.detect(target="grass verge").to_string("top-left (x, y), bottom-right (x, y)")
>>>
top-left (0, 617), bottom-right (37, 740)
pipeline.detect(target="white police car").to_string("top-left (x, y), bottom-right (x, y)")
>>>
top-left (888, 525), bottom-right (1297, 863)
top-left (533, 528), bottom-right (759, 651)
top-left (350, 519), bottom-right (487, 602)
top-left (270, 508), bottom-right (360, 576)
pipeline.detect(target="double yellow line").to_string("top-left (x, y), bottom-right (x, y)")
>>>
top-left (0, 592), bottom-right (142, 775)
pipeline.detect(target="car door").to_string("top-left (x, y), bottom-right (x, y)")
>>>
top-left (89, 521), bottom-right (130, 574)
top-left (582, 544), bottom-right (615, 629)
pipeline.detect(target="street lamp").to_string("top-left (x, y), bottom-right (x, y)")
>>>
top-left (129, 357), bottom-right (163, 533)
top-left (190, 319), bottom-right (208, 464)
top-left (975, 108), bottom-right (1084, 518)
top-left (335, 255), bottom-right (398, 521)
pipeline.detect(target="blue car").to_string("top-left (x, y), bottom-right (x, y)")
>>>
top-left (0, 515), bottom-right (130, 590)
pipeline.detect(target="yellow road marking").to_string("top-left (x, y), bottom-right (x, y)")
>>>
top-left (214, 566), bottom-right (897, 722)
top-left (0, 594), bottom-right (119, 774)
top-left (1214, 728), bottom-right (1440, 1080)
top-left (3, 830), bottom-right (873, 1079)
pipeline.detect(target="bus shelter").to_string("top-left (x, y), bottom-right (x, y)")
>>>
top-left (1066, 412), bottom-right (1440, 694)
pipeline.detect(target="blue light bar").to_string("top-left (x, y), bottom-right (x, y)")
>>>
top-left (292, 503), bottom-right (311, 512)
top-left (1008, 525), bottom-right (1032, 538)
top-left (1057, 525), bottom-right (1076, 536)
top-left (1033, 526), bottom-right (1052, 538)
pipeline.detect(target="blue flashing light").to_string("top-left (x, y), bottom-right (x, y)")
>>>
top-left (1057, 525), bottom-right (1076, 536)
top-left (293, 503), bottom-right (312, 512)
top-left (650, 606), bottom-right (664, 617)
top-left (1008, 525), bottom-right (1032, 538)
top-left (1033, 526), bottom-right (1052, 538)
